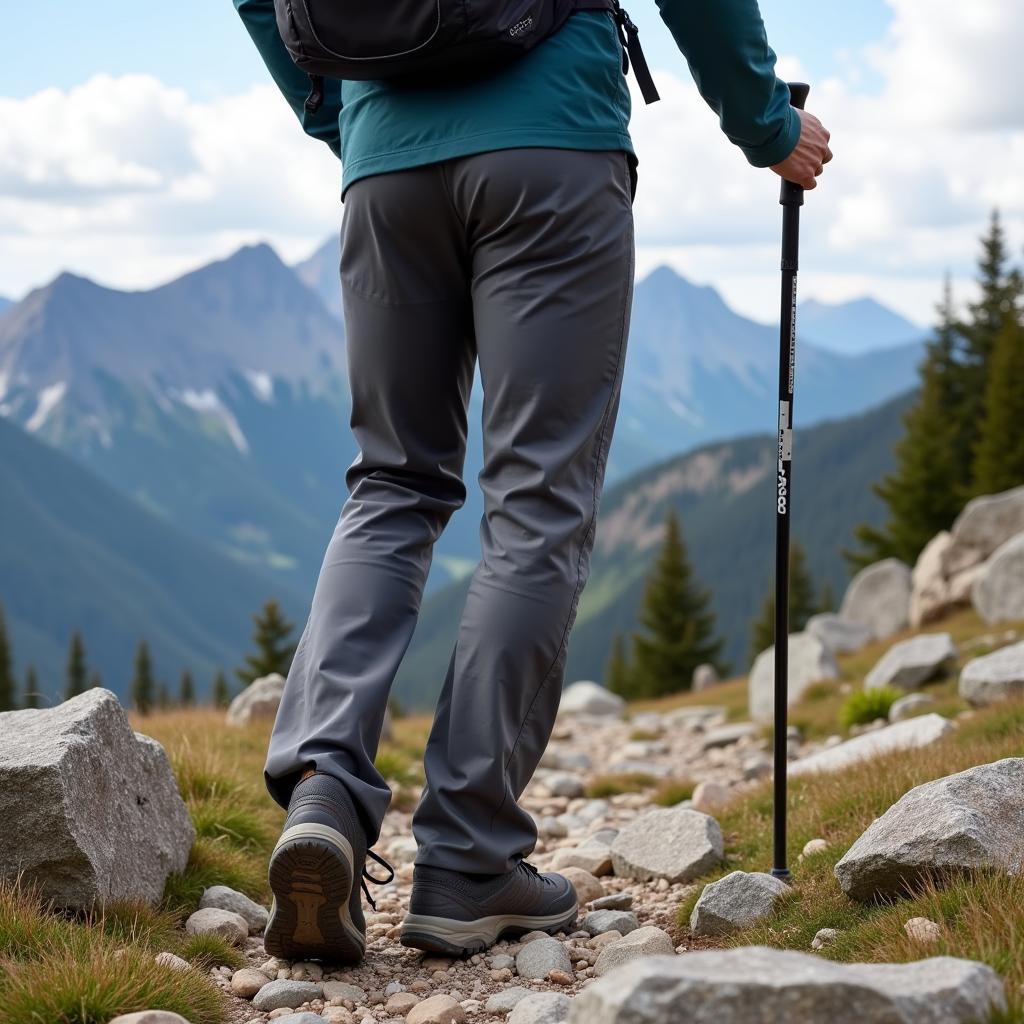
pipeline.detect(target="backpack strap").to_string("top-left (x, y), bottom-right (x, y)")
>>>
top-left (575, 0), bottom-right (660, 104)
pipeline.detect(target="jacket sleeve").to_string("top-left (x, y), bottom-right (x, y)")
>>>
top-left (232, 0), bottom-right (343, 159)
top-left (655, 0), bottom-right (801, 167)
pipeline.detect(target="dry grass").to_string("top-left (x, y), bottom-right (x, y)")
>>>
top-left (676, 698), bottom-right (1024, 1021)
top-left (585, 772), bottom-right (658, 798)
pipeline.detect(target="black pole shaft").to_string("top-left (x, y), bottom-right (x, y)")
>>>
top-left (772, 82), bottom-right (809, 881)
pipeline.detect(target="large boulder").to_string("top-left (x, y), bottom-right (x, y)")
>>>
top-left (910, 531), bottom-right (955, 627)
top-left (959, 641), bottom-right (1024, 706)
top-left (943, 485), bottom-right (1024, 577)
top-left (864, 632), bottom-right (958, 691)
top-left (748, 632), bottom-right (838, 723)
top-left (689, 871), bottom-right (789, 936)
top-left (790, 714), bottom-right (954, 777)
top-left (834, 757), bottom-right (1024, 901)
top-left (838, 558), bottom-right (912, 640)
top-left (558, 681), bottom-right (624, 717)
top-left (569, 948), bottom-right (1005, 1024)
top-left (610, 807), bottom-right (723, 883)
top-left (972, 532), bottom-right (1024, 624)
top-left (805, 613), bottom-right (873, 655)
top-left (0, 689), bottom-right (194, 909)
top-left (226, 673), bottom-right (286, 726)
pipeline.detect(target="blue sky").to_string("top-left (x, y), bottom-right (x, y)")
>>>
top-left (3, 0), bottom-right (1022, 330)
top-left (14, 1), bottom-right (892, 99)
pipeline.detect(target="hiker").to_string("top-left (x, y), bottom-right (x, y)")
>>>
top-left (232, 0), bottom-right (832, 962)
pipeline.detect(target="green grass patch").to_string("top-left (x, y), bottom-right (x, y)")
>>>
top-left (586, 772), bottom-right (657, 798)
top-left (177, 931), bottom-right (245, 972)
top-left (839, 686), bottom-right (901, 729)
top-left (652, 778), bottom-right (695, 806)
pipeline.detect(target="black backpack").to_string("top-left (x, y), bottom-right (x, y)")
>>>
top-left (274, 0), bottom-right (659, 113)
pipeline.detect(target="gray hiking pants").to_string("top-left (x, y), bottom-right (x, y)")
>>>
top-left (266, 147), bottom-right (635, 874)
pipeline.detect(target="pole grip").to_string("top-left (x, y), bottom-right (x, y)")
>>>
top-left (780, 82), bottom-right (810, 207)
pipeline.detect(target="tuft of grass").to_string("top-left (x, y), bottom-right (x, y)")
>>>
top-left (177, 931), bottom-right (246, 972)
top-left (839, 686), bottom-right (901, 729)
top-left (374, 749), bottom-right (423, 787)
top-left (675, 696), bottom-right (1024, 1019)
top-left (162, 838), bottom-right (268, 917)
top-left (586, 772), bottom-right (657, 798)
top-left (629, 728), bottom-right (662, 742)
top-left (190, 798), bottom-right (272, 851)
top-left (652, 778), bottom-right (695, 806)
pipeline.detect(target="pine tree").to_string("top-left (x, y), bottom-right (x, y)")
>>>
top-left (65, 631), bottom-right (88, 701)
top-left (179, 670), bottom-right (195, 707)
top-left (629, 510), bottom-right (723, 699)
top-left (236, 600), bottom-right (296, 686)
top-left (23, 665), bottom-right (41, 709)
top-left (212, 670), bottom-right (231, 709)
top-left (749, 543), bottom-right (818, 663)
top-left (605, 633), bottom-right (634, 700)
top-left (0, 603), bottom-right (15, 711)
top-left (957, 210), bottom-right (1023, 489)
top-left (131, 641), bottom-right (155, 715)
top-left (849, 277), bottom-right (966, 567)
top-left (972, 316), bottom-right (1024, 495)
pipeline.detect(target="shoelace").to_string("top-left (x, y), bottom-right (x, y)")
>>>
top-left (361, 849), bottom-right (395, 911)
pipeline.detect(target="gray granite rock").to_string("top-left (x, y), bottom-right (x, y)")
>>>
top-left (582, 909), bottom-right (638, 936)
top-left (508, 993), bottom-right (572, 1024)
top-left (0, 689), bottom-right (193, 909)
top-left (485, 987), bottom-right (535, 1015)
top-left (558, 681), bottom-right (624, 717)
top-left (610, 807), bottom-right (723, 883)
top-left (944, 485), bottom-right (1024, 577)
top-left (691, 664), bottom-right (719, 691)
top-left (806, 613), bottom-right (873, 654)
top-left (699, 722), bottom-right (759, 751)
top-left (888, 692), bottom-right (936, 722)
top-left (199, 884), bottom-right (269, 933)
top-left (226, 673), bottom-right (286, 726)
top-left (590, 892), bottom-right (633, 911)
top-left (252, 978), bottom-right (324, 1011)
top-left (515, 936), bottom-right (573, 980)
top-left (865, 632), bottom-right (958, 691)
top-left (689, 871), bottom-right (789, 936)
top-left (592, 926), bottom-right (675, 977)
top-left (839, 558), bottom-right (912, 640)
top-left (185, 906), bottom-right (248, 945)
top-left (959, 641), bottom-right (1024, 706)
top-left (790, 714), bottom-right (954, 777)
top-left (322, 981), bottom-right (368, 1002)
top-left (108, 1013), bottom-right (192, 1024)
top-left (835, 757), bottom-right (1024, 901)
top-left (571, 947), bottom-right (1005, 1023)
top-left (269, 1016), bottom-right (323, 1024)
top-left (748, 632), bottom-right (839, 722)
top-left (973, 533), bottom-right (1024, 624)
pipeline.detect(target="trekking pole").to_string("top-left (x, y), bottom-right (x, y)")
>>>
top-left (772, 81), bottom-right (810, 881)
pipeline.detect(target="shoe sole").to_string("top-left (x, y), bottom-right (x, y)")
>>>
top-left (400, 904), bottom-right (579, 956)
top-left (264, 823), bottom-right (365, 963)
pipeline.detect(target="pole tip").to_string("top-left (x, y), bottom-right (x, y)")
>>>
top-left (770, 867), bottom-right (792, 881)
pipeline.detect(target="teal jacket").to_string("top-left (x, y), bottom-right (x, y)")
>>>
top-left (233, 1), bottom-right (800, 195)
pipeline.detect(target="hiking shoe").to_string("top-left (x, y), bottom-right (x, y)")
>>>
top-left (400, 861), bottom-right (578, 955)
top-left (265, 771), bottom-right (392, 963)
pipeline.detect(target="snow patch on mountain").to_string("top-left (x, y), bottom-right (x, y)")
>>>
top-left (178, 388), bottom-right (249, 454)
top-left (26, 381), bottom-right (67, 432)
top-left (244, 369), bottom-right (274, 403)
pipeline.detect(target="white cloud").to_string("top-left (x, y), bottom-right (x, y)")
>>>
top-left (0, 1), bottom-right (1022, 329)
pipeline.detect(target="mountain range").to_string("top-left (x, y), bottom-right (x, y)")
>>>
top-left (799, 296), bottom-right (925, 354)
top-left (1, 241), bottom-right (928, 700)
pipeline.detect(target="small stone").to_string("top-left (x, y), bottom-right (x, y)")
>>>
top-left (508, 992), bottom-right (572, 1024)
top-left (689, 871), bottom-right (789, 936)
top-left (488, 954), bottom-right (516, 971)
top-left (548, 969), bottom-right (574, 985)
top-left (551, 847), bottom-right (612, 877)
top-left (690, 781), bottom-right (730, 815)
top-left (484, 987), bottom-right (534, 1015)
top-left (589, 892), bottom-right (632, 911)
top-left (516, 936), bottom-right (573, 980)
top-left (610, 807), bottom-right (723, 883)
top-left (199, 884), bottom-right (269, 934)
top-left (322, 982), bottom-right (368, 1004)
top-left (904, 917), bottom-right (942, 943)
top-left (558, 681), bottom-right (624, 717)
top-left (582, 910), bottom-right (638, 937)
top-left (588, 930), bottom-right (622, 950)
top-left (108, 1014), bottom-right (191, 1024)
top-left (154, 951), bottom-right (190, 972)
top-left (888, 693), bottom-right (936, 722)
top-left (406, 994), bottom-right (465, 1024)
top-left (322, 1009), bottom-right (354, 1024)
top-left (232, 967), bottom-right (272, 998)
top-left (267, 1015), bottom-right (323, 1024)
top-left (959, 641), bottom-right (1024, 706)
top-left (864, 633), bottom-right (958, 691)
top-left (801, 838), bottom-right (829, 859)
top-left (385, 993), bottom-right (419, 1014)
top-left (811, 928), bottom-right (837, 950)
top-left (292, 961), bottom-right (324, 982)
top-left (184, 907), bottom-right (249, 946)
top-left (490, 968), bottom-right (513, 982)
top-left (593, 926), bottom-right (675, 977)
top-left (253, 980), bottom-right (325, 1012)
top-left (545, 772), bottom-right (586, 799)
